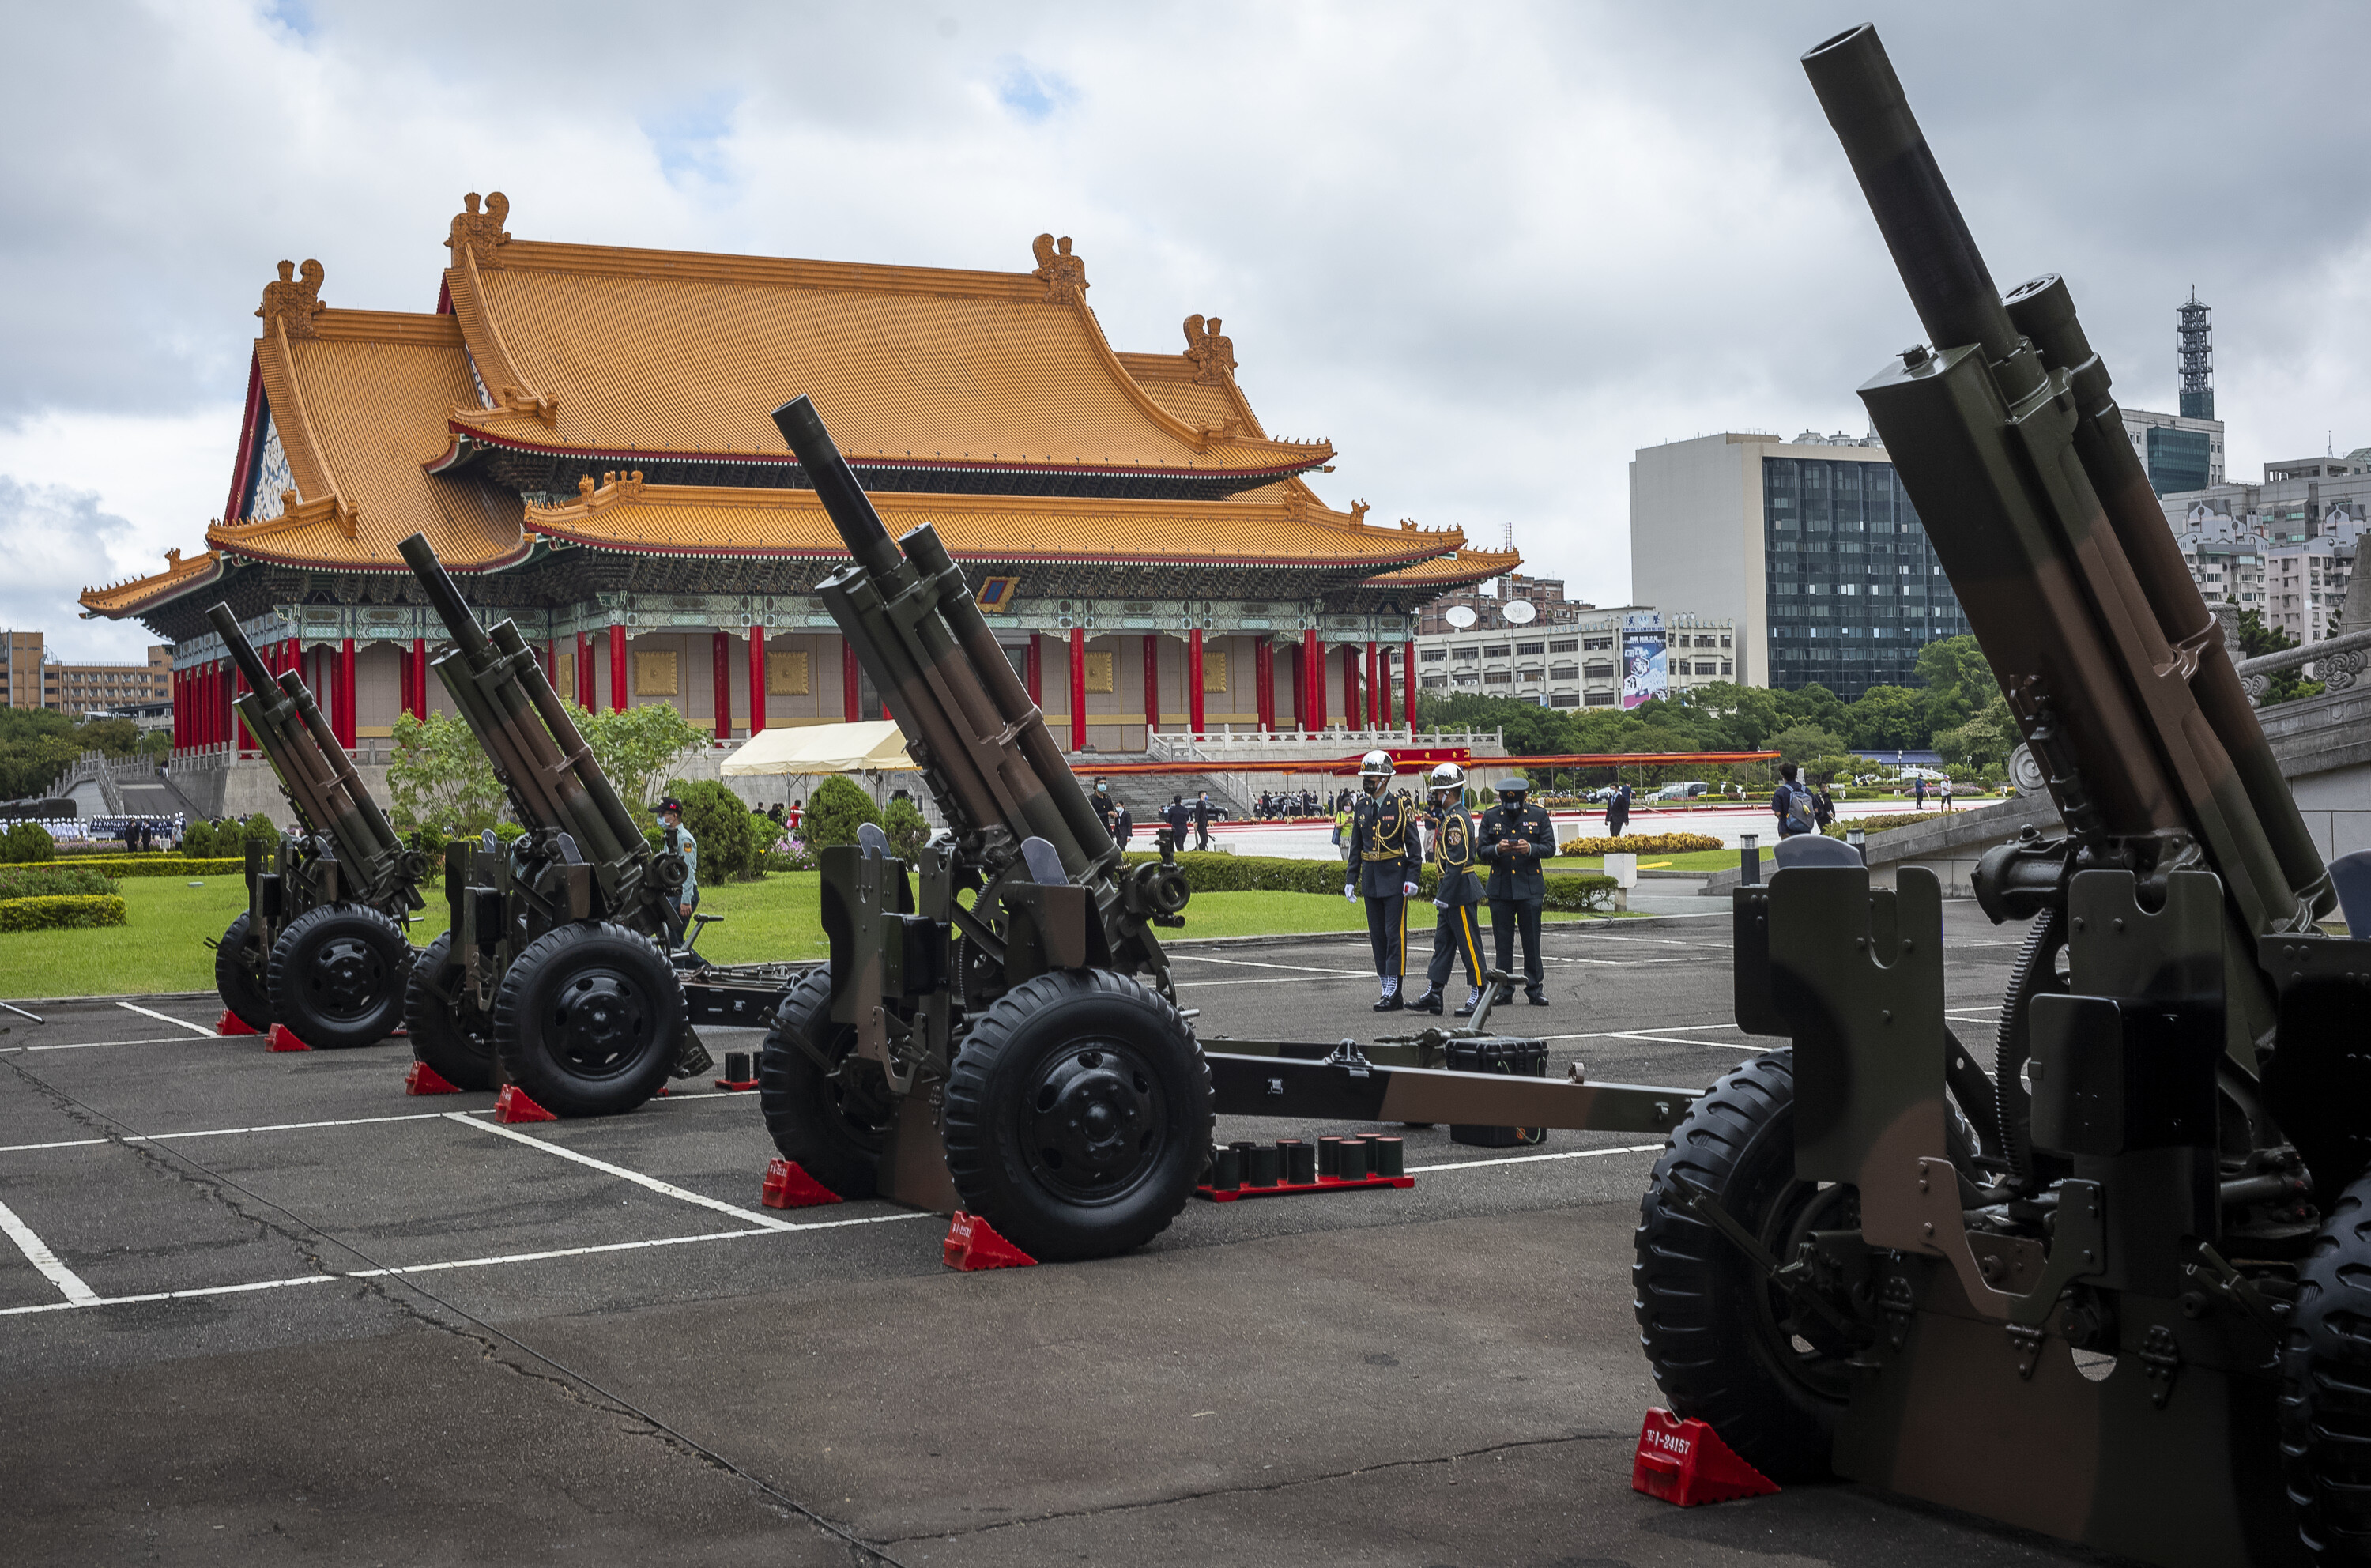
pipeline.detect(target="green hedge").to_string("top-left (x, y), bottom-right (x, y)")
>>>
top-left (1822, 813), bottom-right (1933, 841)
top-left (0, 866), bottom-right (117, 899)
top-left (0, 895), bottom-right (127, 932)
top-left (1120, 852), bottom-right (1618, 913)
top-left (61, 857), bottom-right (243, 878)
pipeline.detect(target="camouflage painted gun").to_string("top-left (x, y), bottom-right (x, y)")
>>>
top-left (394, 533), bottom-right (723, 1114)
top-left (1635, 25), bottom-right (2368, 1567)
top-left (205, 602), bottom-right (426, 1048)
top-left (757, 398), bottom-right (1705, 1261)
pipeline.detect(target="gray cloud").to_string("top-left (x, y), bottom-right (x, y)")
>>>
top-left (4, 0), bottom-right (2368, 649)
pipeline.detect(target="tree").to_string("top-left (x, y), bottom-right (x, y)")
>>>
top-left (883, 797), bottom-right (930, 861)
top-left (665, 778), bottom-right (760, 882)
top-left (1914, 635), bottom-right (1996, 741)
top-left (804, 775), bottom-right (880, 849)
top-left (1416, 692), bottom-right (1570, 756)
top-left (1771, 723), bottom-right (1847, 766)
top-left (2230, 609), bottom-right (2324, 705)
top-left (1932, 688), bottom-right (2016, 778)
top-left (577, 702), bottom-right (707, 812)
top-left (1843, 684), bottom-right (1928, 751)
top-left (387, 710), bottom-right (504, 837)
top-left (1774, 683), bottom-right (1846, 737)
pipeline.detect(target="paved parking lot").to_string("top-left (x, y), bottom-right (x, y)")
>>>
top-left (0, 906), bottom-right (2106, 1566)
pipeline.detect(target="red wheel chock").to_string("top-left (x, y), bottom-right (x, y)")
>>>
top-left (405, 1061), bottom-right (462, 1096)
top-left (1630, 1408), bottom-right (1778, 1506)
top-left (493, 1084), bottom-right (557, 1123)
top-left (266, 1023), bottom-right (313, 1053)
top-left (217, 1010), bottom-right (262, 1037)
top-left (943, 1211), bottom-right (1036, 1272)
top-left (760, 1159), bottom-right (843, 1209)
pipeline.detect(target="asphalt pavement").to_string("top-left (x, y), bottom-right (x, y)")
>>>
top-left (0, 904), bottom-right (2117, 1567)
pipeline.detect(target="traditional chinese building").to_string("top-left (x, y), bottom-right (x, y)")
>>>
top-left (83, 194), bottom-right (1515, 760)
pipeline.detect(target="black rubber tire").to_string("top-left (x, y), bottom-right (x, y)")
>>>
top-left (1994, 906), bottom-right (2074, 1189)
top-left (943, 970), bottom-right (1210, 1262)
top-left (2282, 1173), bottom-right (2371, 1559)
top-left (491, 922), bottom-right (684, 1118)
top-left (757, 965), bottom-right (894, 1199)
top-left (214, 912), bottom-right (274, 1032)
top-left (266, 904), bottom-right (413, 1049)
top-left (1634, 1049), bottom-right (1853, 1483)
top-left (403, 932), bottom-right (495, 1091)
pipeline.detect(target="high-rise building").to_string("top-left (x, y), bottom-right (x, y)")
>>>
top-left (1629, 431), bottom-right (1967, 700)
top-left (2178, 289), bottom-right (2213, 421)
top-left (1412, 605), bottom-right (1734, 710)
top-left (2122, 405), bottom-right (2225, 495)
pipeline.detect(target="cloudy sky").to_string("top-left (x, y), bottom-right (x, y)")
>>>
top-left (7, 0), bottom-right (2368, 661)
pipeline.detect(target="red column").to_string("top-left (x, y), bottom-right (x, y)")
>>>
top-left (1378, 643), bottom-right (1393, 729)
top-left (1366, 642), bottom-right (1381, 728)
top-left (409, 638), bottom-right (429, 720)
top-left (842, 640), bottom-right (861, 721)
top-left (1253, 639), bottom-right (1272, 732)
top-left (752, 628), bottom-right (772, 736)
top-left (1187, 628), bottom-right (1206, 734)
top-left (713, 631), bottom-right (734, 740)
top-left (335, 638), bottom-right (356, 748)
top-left (1026, 635), bottom-right (1042, 705)
top-left (1141, 634), bottom-right (1161, 737)
top-left (1068, 627), bottom-right (1087, 752)
top-left (1341, 645), bottom-right (1359, 733)
top-left (1403, 639), bottom-right (1417, 733)
top-left (544, 639), bottom-right (558, 685)
top-left (1301, 630), bottom-right (1322, 730)
top-left (606, 624), bottom-right (628, 712)
top-left (575, 632), bottom-right (593, 709)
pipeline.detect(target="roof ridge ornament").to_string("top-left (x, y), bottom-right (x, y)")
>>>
top-left (1182, 314), bottom-right (1236, 386)
top-left (567, 470), bottom-right (646, 512)
top-left (447, 190), bottom-right (512, 269)
top-left (257, 259), bottom-right (327, 340)
top-left (1031, 233), bottom-right (1087, 301)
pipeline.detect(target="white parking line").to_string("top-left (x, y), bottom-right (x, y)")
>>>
top-left (447, 1112), bottom-right (801, 1231)
top-left (1410, 1143), bottom-right (1666, 1174)
top-left (112, 1003), bottom-right (216, 1038)
top-left (0, 1196), bottom-right (98, 1306)
top-left (8, 1037), bottom-right (217, 1053)
top-left (1170, 955), bottom-right (1370, 977)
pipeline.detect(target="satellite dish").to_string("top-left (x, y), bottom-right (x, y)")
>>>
top-left (1502, 599), bottom-right (1538, 625)
top-left (1445, 605), bottom-right (1477, 629)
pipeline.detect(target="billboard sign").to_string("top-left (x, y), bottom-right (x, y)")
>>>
top-left (1621, 612), bottom-right (1668, 710)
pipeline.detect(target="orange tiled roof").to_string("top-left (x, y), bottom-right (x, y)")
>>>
top-left (1363, 547), bottom-right (1524, 586)
top-left (204, 307), bottom-right (526, 573)
top-left (435, 214), bottom-right (1333, 479)
top-left (522, 474), bottom-right (1465, 571)
top-left (80, 549), bottom-right (224, 618)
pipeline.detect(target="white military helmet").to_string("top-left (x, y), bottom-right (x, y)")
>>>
top-left (1359, 749), bottom-right (1395, 793)
top-left (1427, 761), bottom-right (1466, 801)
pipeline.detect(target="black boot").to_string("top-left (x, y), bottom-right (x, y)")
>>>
top-left (1373, 993), bottom-right (1404, 1012)
top-left (1408, 990), bottom-right (1444, 1016)
top-left (1453, 989), bottom-right (1481, 1018)
top-left (1525, 989), bottom-right (1551, 1007)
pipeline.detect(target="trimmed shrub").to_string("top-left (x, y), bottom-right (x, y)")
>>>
top-left (0, 866), bottom-right (115, 899)
top-left (179, 821), bottom-right (217, 858)
top-left (2, 821), bottom-right (57, 863)
top-left (64, 857), bottom-right (242, 878)
top-left (0, 895), bottom-right (126, 932)
top-left (1557, 831), bottom-right (1722, 857)
top-left (805, 775), bottom-right (880, 850)
top-left (663, 778), bottom-right (761, 883)
top-left (883, 797), bottom-right (930, 862)
top-left (1118, 852), bottom-right (1619, 913)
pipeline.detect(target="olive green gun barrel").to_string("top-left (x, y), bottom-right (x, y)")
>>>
top-left (395, 533), bottom-right (648, 887)
top-left (206, 603), bottom-right (411, 902)
top-left (771, 396), bottom-right (1114, 880)
top-left (1800, 24), bottom-right (2327, 940)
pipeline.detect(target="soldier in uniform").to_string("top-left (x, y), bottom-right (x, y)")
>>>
top-left (1342, 749), bottom-right (1420, 1011)
top-left (1478, 775), bottom-right (1554, 1006)
top-left (1408, 762), bottom-right (1488, 1017)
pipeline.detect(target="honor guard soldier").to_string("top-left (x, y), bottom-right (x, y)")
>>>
top-left (1343, 750), bottom-right (1420, 1011)
top-left (1477, 775), bottom-right (1553, 1006)
top-left (1409, 762), bottom-right (1488, 1016)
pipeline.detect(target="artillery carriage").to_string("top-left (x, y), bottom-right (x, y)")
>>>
top-left (1634, 26), bottom-right (2371, 1566)
top-left (205, 602), bottom-right (428, 1048)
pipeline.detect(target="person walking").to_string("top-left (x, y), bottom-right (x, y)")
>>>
top-left (1344, 751), bottom-right (1419, 1012)
top-left (1408, 763), bottom-right (1487, 1017)
top-left (1773, 762), bottom-right (1817, 839)
top-left (1939, 777), bottom-right (1954, 812)
top-left (1163, 793), bottom-right (1192, 850)
top-left (1913, 776), bottom-right (1927, 811)
top-left (1111, 798), bottom-right (1133, 847)
top-left (1478, 775), bottom-right (1554, 1006)
top-left (1813, 784), bottom-right (1837, 830)
top-left (1605, 782), bottom-right (1631, 838)
top-left (1193, 790), bottom-right (1214, 851)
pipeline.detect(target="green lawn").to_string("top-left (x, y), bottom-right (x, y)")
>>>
top-left (1, 873), bottom-right (1638, 1000)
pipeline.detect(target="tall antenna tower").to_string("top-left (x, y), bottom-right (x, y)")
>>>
top-left (2177, 288), bottom-right (2213, 420)
top-left (1502, 521), bottom-right (1514, 554)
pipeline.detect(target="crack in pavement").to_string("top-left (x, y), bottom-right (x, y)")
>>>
top-left (877, 1428), bottom-right (1630, 1546)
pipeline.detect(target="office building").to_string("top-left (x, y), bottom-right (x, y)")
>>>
top-left (2, 631), bottom-right (172, 715)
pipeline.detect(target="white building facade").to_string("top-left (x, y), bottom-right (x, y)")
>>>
top-left (1413, 606), bottom-right (1736, 710)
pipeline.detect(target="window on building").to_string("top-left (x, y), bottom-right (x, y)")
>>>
top-left (1551, 692), bottom-right (1580, 707)
top-left (1421, 675), bottom-right (1447, 689)
top-left (1721, 661), bottom-right (1734, 675)
top-left (1419, 646), bottom-right (1446, 662)
top-left (1549, 664), bottom-right (1578, 680)
top-left (1451, 646), bottom-right (1479, 662)
top-left (1583, 636), bottom-right (1612, 650)
top-left (1483, 670), bottom-right (1511, 684)
top-left (1482, 644), bottom-right (1510, 658)
top-left (1585, 691), bottom-right (1616, 706)
top-left (1548, 639), bottom-right (1578, 654)
top-left (1583, 662), bottom-right (1615, 679)
top-left (1515, 641), bottom-right (1544, 655)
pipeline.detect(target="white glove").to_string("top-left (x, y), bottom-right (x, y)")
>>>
top-left (1433, 898), bottom-right (1448, 910)
top-left (1344, 884), bottom-right (1357, 902)
top-left (1402, 881), bottom-right (1419, 898)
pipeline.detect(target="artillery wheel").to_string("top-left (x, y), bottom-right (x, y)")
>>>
top-left (214, 912), bottom-right (274, 1033)
top-left (2282, 1172), bottom-right (2371, 1559)
top-left (491, 922), bottom-right (683, 1118)
top-left (1634, 1049), bottom-right (1853, 1483)
top-left (942, 970), bottom-right (1210, 1262)
top-left (268, 904), bottom-right (413, 1049)
top-left (403, 932), bottom-right (495, 1091)
top-left (756, 965), bottom-right (895, 1200)
top-left (1993, 906), bottom-right (2073, 1189)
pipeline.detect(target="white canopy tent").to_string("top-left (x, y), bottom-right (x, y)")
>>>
top-left (718, 721), bottom-right (914, 777)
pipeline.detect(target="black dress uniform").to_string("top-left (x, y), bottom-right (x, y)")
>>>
top-left (1345, 792), bottom-right (1421, 995)
top-left (1414, 801), bottom-right (1487, 1012)
top-left (1478, 796), bottom-right (1555, 1003)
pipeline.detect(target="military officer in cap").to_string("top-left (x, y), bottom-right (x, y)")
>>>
top-left (1409, 762), bottom-right (1488, 1016)
top-left (1477, 775), bottom-right (1554, 1005)
top-left (1343, 750), bottom-right (1420, 1011)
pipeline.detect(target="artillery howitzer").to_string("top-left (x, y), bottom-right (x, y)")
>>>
top-left (393, 535), bottom-right (791, 1112)
top-left (756, 397), bottom-right (1706, 1261)
top-left (1635, 25), bottom-right (2371, 1566)
top-left (205, 603), bottom-right (427, 1047)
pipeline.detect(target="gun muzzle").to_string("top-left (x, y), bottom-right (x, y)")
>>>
top-left (398, 533), bottom-right (494, 658)
top-left (771, 396), bottom-right (903, 580)
top-left (206, 603), bottom-right (281, 702)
